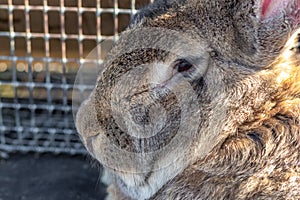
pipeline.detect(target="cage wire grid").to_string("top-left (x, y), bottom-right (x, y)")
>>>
top-left (0, 0), bottom-right (154, 158)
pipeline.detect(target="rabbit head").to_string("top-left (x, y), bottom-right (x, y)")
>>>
top-left (75, 0), bottom-right (300, 199)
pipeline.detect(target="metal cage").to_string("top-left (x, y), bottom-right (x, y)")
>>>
top-left (0, 0), bottom-right (153, 157)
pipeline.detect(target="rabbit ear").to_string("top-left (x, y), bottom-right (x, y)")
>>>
top-left (130, 0), bottom-right (181, 26)
top-left (260, 0), bottom-right (300, 24)
top-left (234, 0), bottom-right (300, 67)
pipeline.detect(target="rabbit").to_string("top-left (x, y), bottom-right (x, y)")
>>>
top-left (75, 0), bottom-right (300, 199)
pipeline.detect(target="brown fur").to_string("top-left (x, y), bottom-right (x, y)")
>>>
top-left (151, 49), bottom-right (300, 199)
top-left (76, 0), bottom-right (300, 199)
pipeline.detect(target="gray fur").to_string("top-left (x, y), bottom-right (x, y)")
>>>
top-left (76, 0), bottom-right (300, 199)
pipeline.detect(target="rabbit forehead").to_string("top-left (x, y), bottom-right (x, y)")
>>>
top-left (113, 27), bottom-right (210, 60)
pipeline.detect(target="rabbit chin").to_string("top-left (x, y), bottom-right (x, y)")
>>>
top-left (102, 156), bottom-right (188, 200)
top-left (98, 151), bottom-right (189, 199)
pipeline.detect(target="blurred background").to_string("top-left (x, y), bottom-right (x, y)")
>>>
top-left (0, 0), bottom-right (152, 199)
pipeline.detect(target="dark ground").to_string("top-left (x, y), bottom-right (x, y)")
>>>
top-left (0, 153), bottom-right (107, 200)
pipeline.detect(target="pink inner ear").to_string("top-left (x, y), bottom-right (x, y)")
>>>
top-left (262, 0), bottom-right (272, 17)
top-left (261, 0), bottom-right (289, 19)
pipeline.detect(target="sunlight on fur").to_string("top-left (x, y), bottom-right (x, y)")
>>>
top-left (75, 0), bottom-right (300, 199)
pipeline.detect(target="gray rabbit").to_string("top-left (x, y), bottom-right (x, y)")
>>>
top-left (75, 0), bottom-right (300, 199)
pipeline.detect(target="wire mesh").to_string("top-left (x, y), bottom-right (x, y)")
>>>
top-left (0, 0), bottom-right (153, 157)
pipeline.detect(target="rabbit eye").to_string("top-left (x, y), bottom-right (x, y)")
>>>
top-left (174, 59), bottom-right (193, 73)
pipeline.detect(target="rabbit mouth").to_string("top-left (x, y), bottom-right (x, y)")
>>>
top-left (85, 137), bottom-right (95, 157)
